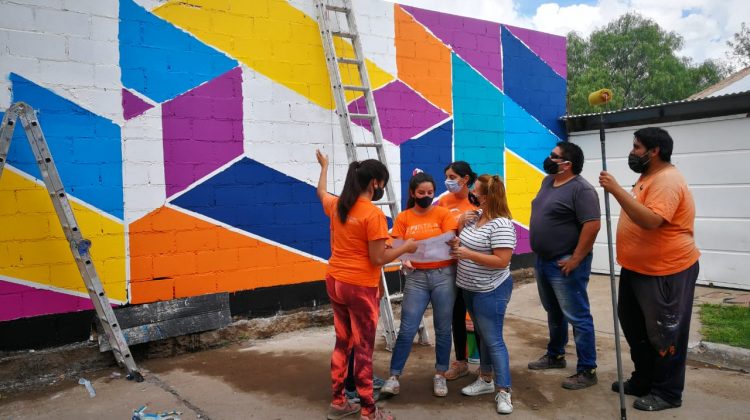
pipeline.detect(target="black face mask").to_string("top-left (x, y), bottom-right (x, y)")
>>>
top-left (628, 152), bottom-right (651, 173)
top-left (542, 157), bottom-right (560, 175)
top-left (468, 192), bottom-right (480, 206)
top-left (372, 186), bottom-right (384, 201)
top-left (415, 196), bottom-right (433, 208)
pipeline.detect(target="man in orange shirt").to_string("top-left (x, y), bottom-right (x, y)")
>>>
top-left (599, 127), bottom-right (700, 412)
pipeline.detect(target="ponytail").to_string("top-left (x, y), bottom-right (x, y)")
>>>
top-left (476, 174), bottom-right (512, 220)
top-left (337, 159), bottom-right (389, 223)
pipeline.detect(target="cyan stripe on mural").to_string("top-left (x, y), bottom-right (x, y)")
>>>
top-left (2, 73), bottom-right (124, 219)
top-left (119, 0), bottom-right (237, 104)
top-left (452, 53), bottom-right (504, 178)
top-left (399, 119), bottom-right (453, 209)
top-left (501, 26), bottom-right (567, 140)
top-left (502, 92), bottom-right (561, 171)
top-left (170, 157), bottom-right (333, 260)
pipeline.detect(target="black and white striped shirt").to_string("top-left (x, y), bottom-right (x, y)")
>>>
top-left (456, 211), bottom-right (517, 292)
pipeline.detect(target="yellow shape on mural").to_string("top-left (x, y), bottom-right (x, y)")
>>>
top-left (0, 169), bottom-right (126, 302)
top-left (504, 149), bottom-right (545, 228)
top-left (153, 0), bottom-right (395, 109)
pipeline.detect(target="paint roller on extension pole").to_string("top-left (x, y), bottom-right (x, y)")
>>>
top-left (589, 88), bottom-right (627, 420)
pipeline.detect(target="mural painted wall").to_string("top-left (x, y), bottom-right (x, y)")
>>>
top-left (0, 0), bottom-right (566, 324)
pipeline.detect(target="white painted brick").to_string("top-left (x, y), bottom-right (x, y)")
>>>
top-left (5, 30), bottom-right (67, 61)
top-left (34, 8), bottom-right (90, 37)
top-left (67, 86), bottom-right (122, 122)
top-left (91, 16), bottom-right (117, 42)
top-left (68, 38), bottom-right (118, 65)
top-left (124, 140), bottom-right (164, 163)
top-left (123, 163), bottom-right (151, 187)
top-left (0, 3), bottom-right (35, 31)
top-left (63, 0), bottom-right (117, 18)
top-left (37, 60), bottom-right (95, 87)
top-left (147, 164), bottom-right (165, 186)
top-left (93, 65), bottom-right (120, 89)
top-left (15, 0), bottom-right (63, 8)
top-left (123, 185), bottom-right (166, 224)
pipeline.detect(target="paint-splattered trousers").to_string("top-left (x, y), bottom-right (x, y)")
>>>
top-left (618, 261), bottom-right (699, 405)
top-left (326, 275), bottom-right (379, 415)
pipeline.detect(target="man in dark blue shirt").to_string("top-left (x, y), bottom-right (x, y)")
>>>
top-left (527, 141), bottom-right (601, 390)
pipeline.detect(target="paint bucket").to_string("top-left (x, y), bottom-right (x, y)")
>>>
top-left (466, 331), bottom-right (480, 364)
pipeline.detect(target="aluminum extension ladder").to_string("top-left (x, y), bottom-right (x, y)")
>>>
top-left (0, 102), bottom-right (143, 381)
top-left (314, 0), bottom-right (429, 350)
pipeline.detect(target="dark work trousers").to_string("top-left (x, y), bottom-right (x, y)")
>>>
top-left (618, 261), bottom-right (699, 405)
top-left (345, 351), bottom-right (356, 392)
top-left (453, 289), bottom-right (481, 360)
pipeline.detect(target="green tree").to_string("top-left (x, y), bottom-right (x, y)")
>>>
top-left (726, 22), bottom-right (750, 69)
top-left (567, 13), bottom-right (726, 114)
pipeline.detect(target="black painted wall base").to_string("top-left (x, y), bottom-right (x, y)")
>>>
top-left (0, 253), bottom-right (536, 351)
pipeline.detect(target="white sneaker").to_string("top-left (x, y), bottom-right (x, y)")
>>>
top-left (461, 377), bottom-right (495, 396)
top-left (495, 390), bottom-right (513, 414)
top-left (433, 375), bottom-right (448, 397)
top-left (380, 376), bottom-right (400, 396)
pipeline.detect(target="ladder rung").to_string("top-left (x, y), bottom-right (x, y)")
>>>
top-left (326, 4), bottom-right (350, 13)
top-left (331, 30), bottom-right (356, 39)
top-left (353, 142), bottom-right (381, 148)
top-left (383, 262), bottom-right (402, 269)
top-left (349, 113), bottom-right (375, 120)
top-left (337, 57), bottom-right (362, 65)
top-left (342, 85), bottom-right (368, 92)
top-left (374, 200), bottom-right (396, 206)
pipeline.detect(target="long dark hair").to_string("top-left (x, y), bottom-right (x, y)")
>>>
top-left (406, 172), bottom-right (436, 209)
top-left (444, 161), bottom-right (477, 186)
top-left (337, 159), bottom-right (389, 224)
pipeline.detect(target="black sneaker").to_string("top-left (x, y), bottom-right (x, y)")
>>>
top-left (562, 369), bottom-right (598, 390)
top-left (528, 354), bottom-right (566, 370)
top-left (633, 394), bottom-right (681, 411)
top-left (611, 379), bottom-right (650, 397)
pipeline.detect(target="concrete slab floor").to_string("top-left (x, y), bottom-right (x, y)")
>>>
top-left (1, 279), bottom-right (749, 419)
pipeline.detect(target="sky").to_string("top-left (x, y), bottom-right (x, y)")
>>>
top-left (387, 0), bottom-right (750, 67)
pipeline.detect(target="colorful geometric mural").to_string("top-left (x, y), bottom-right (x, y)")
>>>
top-left (0, 0), bottom-right (566, 323)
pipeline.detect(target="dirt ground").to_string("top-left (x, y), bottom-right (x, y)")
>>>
top-left (1, 280), bottom-right (749, 419)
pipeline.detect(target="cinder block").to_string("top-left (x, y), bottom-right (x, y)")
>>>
top-left (0, 3), bottom-right (35, 31)
top-left (68, 38), bottom-right (119, 65)
top-left (5, 31), bottom-right (67, 61)
top-left (63, 0), bottom-right (117, 18)
top-left (34, 8), bottom-right (90, 37)
top-left (91, 16), bottom-right (117, 41)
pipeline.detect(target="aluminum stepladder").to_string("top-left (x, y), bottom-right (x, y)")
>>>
top-left (0, 102), bottom-right (144, 382)
top-left (314, 0), bottom-right (429, 350)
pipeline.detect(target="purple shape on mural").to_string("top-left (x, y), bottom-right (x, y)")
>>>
top-left (514, 223), bottom-right (532, 254)
top-left (401, 5), bottom-right (502, 90)
top-left (504, 25), bottom-right (567, 79)
top-left (0, 280), bottom-right (100, 321)
top-left (347, 80), bottom-right (449, 145)
top-left (162, 67), bottom-right (244, 197)
top-left (122, 88), bottom-right (154, 120)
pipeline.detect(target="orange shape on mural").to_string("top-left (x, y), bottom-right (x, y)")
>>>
top-left (129, 207), bottom-right (327, 304)
top-left (395, 5), bottom-right (452, 114)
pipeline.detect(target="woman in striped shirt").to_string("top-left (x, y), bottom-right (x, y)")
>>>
top-left (449, 174), bottom-right (517, 415)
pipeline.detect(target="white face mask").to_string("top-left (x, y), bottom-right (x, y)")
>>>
top-left (445, 179), bottom-right (461, 193)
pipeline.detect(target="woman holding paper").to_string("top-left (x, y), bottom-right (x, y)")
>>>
top-left (435, 161), bottom-right (481, 381)
top-left (380, 171), bottom-right (459, 399)
top-left (315, 150), bottom-right (418, 420)
top-left (450, 174), bottom-right (517, 414)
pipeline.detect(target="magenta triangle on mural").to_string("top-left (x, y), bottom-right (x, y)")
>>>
top-left (503, 24), bottom-right (567, 79)
top-left (401, 5), bottom-right (502, 90)
top-left (122, 88), bottom-right (155, 120)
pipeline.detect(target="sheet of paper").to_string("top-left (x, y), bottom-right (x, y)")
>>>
top-left (392, 231), bottom-right (456, 262)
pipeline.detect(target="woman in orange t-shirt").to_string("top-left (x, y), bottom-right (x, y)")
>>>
top-left (434, 161), bottom-right (480, 381)
top-left (379, 171), bottom-right (458, 399)
top-left (315, 150), bottom-right (417, 420)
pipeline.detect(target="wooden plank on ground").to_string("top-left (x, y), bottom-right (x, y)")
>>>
top-left (98, 293), bottom-right (231, 352)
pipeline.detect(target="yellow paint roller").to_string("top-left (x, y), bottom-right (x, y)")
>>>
top-left (588, 88), bottom-right (613, 106)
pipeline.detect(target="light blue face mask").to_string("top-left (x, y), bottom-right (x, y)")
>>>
top-left (445, 179), bottom-right (461, 193)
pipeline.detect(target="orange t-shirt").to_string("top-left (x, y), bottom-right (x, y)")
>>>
top-left (391, 206), bottom-right (458, 270)
top-left (435, 192), bottom-right (478, 223)
top-left (616, 166), bottom-right (700, 276)
top-left (322, 195), bottom-right (390, 287)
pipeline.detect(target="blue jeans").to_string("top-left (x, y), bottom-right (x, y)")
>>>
top-left (390, 265), bottom-right (456, 375)
top-left (463, 277), bottom-right (513, 389)
top-left (535, 254), bottom-right (597, 371)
